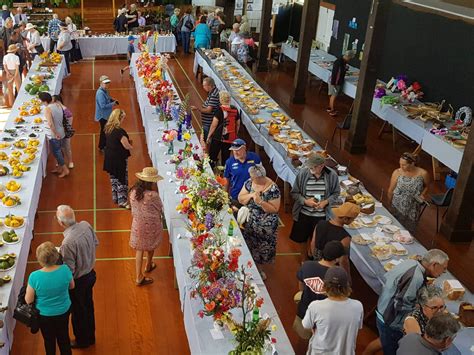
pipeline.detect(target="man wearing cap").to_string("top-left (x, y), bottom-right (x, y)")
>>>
top-left (327, 50), bottom-right (355, 117)
top-left (120, 35), bottom-right (135, 76)
top-left (57, 21), bottom-right (72, 75)
top-left (294, 240), bottom-right (346, 339)
top-left (303, 266), bottom-right (363, 354)
top-left (47, 14), bottom-right (61, 51)
top-left (57, 205), bottom-right (99, 348)
top-left (310, 202), bottom-right (360, 277)
top-left (95, 76), bottom-right (118, 152)
top-left (224, 138), bottom-right (261, 208)
top-left (289, 152), bottom-right (340, 260)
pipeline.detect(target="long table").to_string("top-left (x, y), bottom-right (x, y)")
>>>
top-left (193, 49), bottom-right (473, 354)
top-left (280, 44), bottom-right (464, 173)
top-left (130, 53), bottom-right (294, 355)
top-left (41, 35), bottom-right (177, 57)
top-left (0, 56), bottom-right (66, 353)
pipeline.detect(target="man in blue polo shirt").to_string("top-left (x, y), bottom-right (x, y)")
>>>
top-left (224, 139), bottom-right (261, 207)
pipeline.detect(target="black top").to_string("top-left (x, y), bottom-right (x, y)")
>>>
top-left (103, 128), bottom-right (130, 183)
top-left (127, 10), bottom-right (139, 29)
top-left (114, 14), bottom-right (128, 33)
top-left (314, 220), bottom-right (350, 260)
top-left (211, 105), bottom-right (240, 142)
top-left (296, 261), bottom-right (329, 318)
top-left (330, 57), bottom-right (348, 86)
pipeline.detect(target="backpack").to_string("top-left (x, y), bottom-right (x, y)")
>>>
top-left (221, 105), bottom-right (239, 143)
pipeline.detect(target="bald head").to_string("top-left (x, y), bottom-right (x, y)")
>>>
top-left (57, 205), bottom-right (76, 227)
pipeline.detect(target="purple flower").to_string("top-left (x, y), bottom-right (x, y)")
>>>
top-left (205, 213), bottom-right (214, 230)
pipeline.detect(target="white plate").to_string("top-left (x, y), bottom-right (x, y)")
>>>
top-left (374, 215), bottom-right (392, 225)
top-left (382, 225), bottom-right (401, 234)
top-left (0, 264), bottom-right (15, 272)
top-left (2, 237), bottom-right (20, 245)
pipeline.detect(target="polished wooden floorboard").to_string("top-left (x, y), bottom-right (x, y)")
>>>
top-left (11, 53), bottom-right (471, 355)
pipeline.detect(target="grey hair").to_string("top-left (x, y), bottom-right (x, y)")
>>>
top-left (2, 5), bottom-right (8, 11)
top-left (424, 313), bottom-right (460, 341)
top-left (57, 205), bottom-right (76, 226)
top-left (417, 285), bottom-right (444, 306)
top-left (4, 17), bottom-right (12, 24)
top-left (249, 164), bottom-right (266, 178)
top-left (232, 23), bottom-right (240, 30)
top-left (422, 249), bottom-right (449, 265)
top-left (203, 77), bottom-right (215, 87)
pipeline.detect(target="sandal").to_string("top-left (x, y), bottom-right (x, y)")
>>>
top-left (136, 277), bottom-right (154, 286)
top-left (119, 203), bottom-right (131, 210)
top-left (145, 262), bottom-right (157, 273)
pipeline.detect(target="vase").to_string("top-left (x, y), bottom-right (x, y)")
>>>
top-left (167, 141), bottom-right (174, 155)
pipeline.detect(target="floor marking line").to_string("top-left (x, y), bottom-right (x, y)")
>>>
top-left (34, 228), bottom-right (167, 236)
top-left (27, 255), bottom-right (173, 264)
top-left (174, 56), bottom-right (206, 102)
top-left (92, 135), bottom-right (97, 230)
top-left (92, 60), bottom-right (95, 89)
top-left (275, 252), bottom-right (301, 256)
top-left (38, 208), bottom-right (124, 213)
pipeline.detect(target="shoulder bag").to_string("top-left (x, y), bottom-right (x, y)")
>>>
top-left (13, 285), bottom-right (40, 334)
top-left (62, 107), bottom-right (75, 138)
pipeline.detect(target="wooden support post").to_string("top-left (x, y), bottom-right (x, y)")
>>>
top-left (291, 0), bottom-right (320, 104)
top-left (112, 0), bottom-right (116, 23)
top-left (81, 0), bottom-right (84, 28)
top-left (344, 0), bottom-right (391, 153)
top-left (440, 133), bottom-right (474, 242)
top-left (256, 0), bottom-right (273, 72)
top-left (224, 0), bottom-right (236, 27)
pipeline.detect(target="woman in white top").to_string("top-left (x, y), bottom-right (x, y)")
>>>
top-left (65, 16), bottom-right (81, 63)
top-left (57, 21), bottom-right (72, 75)
top-left (25, 23), bottom-right (43, 59)
top-left (2, 44), bottom-right (21, 107)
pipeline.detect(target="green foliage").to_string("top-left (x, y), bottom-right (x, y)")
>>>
top-left (66, 0), bottom-right (80, 8)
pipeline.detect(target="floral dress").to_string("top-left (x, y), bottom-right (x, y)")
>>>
top-left (242, 180), bottom-right (280, 264)
top-left (391, 175), bottom-right (424, 232)
top-left (130, 189), bottom-right (164, 251)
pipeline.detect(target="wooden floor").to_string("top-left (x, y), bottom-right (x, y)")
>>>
top-left (11, 52), bottom-right (473, 355)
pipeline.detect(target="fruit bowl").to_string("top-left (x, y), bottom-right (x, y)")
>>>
top-left (2, 230), bottom-right (19, 244)
top-left (2, 215), bottom-right (25, 229)
top-left (0, 253), bottom-right (16, 271)
top-left (2, 195), bottom-right (21, 208)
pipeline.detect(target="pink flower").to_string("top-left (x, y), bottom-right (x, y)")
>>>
top-left (198, 310), bottom-right (204, 318)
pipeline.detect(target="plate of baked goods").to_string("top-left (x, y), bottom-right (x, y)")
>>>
top-left (384, 259), bottom-right (403, 272)
top-left (393, 230), bottom-right (414, 244)
top-left (390, 242), bottom-right (408, 256)
top-left (352, 234), bottom-right (373, 245)
top-left (359, 216), bottom-right (378, 228)
top-left (382, 224), bottom-right (401, 234)
top-left (371, 244), bottom-right (393, 260)
top-left (347, 219), bottom-right (364, 229)
top-left (374, 215), bottom-right (392, 225)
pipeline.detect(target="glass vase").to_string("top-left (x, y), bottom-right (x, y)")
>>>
top-left (167, 141), bottom-right (174, 155)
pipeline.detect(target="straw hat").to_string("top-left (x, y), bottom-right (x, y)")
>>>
top-left (25, 23), bottom-right (36, 31)
top-left (7, 44), bottom-right (18, 53)
top-left (135, 167), bottom-right (163, 182)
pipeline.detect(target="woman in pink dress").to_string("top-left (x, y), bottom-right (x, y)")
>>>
top-left (129, 167), bottom-right (164, 286)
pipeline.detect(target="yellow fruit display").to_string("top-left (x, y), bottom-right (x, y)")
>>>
top-left (0, 191), bottom-right (4, 199)
top-left (34, 117), bottom-right (43, 124)
top-left (11, 151), bottom-right (22, 158)
top-left (11, 169), bottom-right (23, 178)
top-left (24, 147), bottom-right (37, 155)
top-left (0, 143), bottom-right (11, 149)
top-left (5, 181), bottom-right (20, 192)
top-left (29, 107), bottom-right (41, 115)
top-left (21, 154), bottom-right (36, 165)
top-left (28, 139), bottom-right (40, 147)
top-left (8, 157), bottom-right (19, 167)
top-left (4, 215), bottom-right (24, 228)
top-left (13, 141), bottom-right (27, 149)
top-left (2, 195), bottom-right (20, 207)
top-left (0, 152), bottom-right (8, 161)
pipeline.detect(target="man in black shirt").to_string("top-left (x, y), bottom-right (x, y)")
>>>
top-left (327, 50), bottom-right (355, 117)
top-left (294, 240), bottom-right (346, 339)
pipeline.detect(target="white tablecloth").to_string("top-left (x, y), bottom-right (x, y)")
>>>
top-left (0, 56), bottom-right (66, 352)
top-left (193, 49), bottom-right (473, 354)
top-left (41, 35), bottom-right (177, 57)
top-left (130, 53), bottom-right (295, 355)
top-left (280, 44), bottom-right (464, 172)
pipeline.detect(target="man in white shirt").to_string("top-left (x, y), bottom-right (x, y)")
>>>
top-left (13, 7), bottom-right (27, 25)
top-left (302, 266), bottom-right (364, 355)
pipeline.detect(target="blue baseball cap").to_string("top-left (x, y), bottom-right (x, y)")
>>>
top-left (128, 35), bottom-right (135, 41)
top-left (229, 138), bottom-right (246, 150)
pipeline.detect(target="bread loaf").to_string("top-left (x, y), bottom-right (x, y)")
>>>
top-left (443, 279), bottom-right (465, 300)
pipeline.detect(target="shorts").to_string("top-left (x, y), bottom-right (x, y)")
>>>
top-left (289, 213), bottom-right (325, 243)
top-left (328, 84), bottom-right (342, 96)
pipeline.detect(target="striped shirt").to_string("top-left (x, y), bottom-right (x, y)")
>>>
top-left (301, 174), bottom-right (326, 217)
top-left (201, 87), bottom-right (220, 129)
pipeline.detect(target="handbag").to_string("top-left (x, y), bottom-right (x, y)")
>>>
top-left (13, 286), bottom-right (40, 334)
top-left (62, 108), bottom-right (75, 138)
top-left (237, 206), bottom-right (250, 226)
top-left (184, 16), bottom-right (194, 30)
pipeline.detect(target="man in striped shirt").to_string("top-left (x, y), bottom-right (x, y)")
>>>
top-left (191, 77), bottom-right (220, 142)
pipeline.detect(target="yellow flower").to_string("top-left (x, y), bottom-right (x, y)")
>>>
top-left (271, 324), bottom-right (277, 332)
top-left (183, 132), bottom-right (191, 141)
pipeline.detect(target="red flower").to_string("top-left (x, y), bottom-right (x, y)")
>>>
top-left (198, 310), bottom-right (204, 318)
top-left (271, 338), bottom-right (277, 344)
top-left (205, 301), bottom-right (216, 312)
top-left (256, 297), bottom-right (264, 308)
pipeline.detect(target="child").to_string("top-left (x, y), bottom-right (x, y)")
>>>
top-left (120, 35), bottom-right (135, 76)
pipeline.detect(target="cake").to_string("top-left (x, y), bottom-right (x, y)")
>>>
top-left (458, 302), bottom-right (474, 327)
top-left (443, 280), bottom-right (465, 301)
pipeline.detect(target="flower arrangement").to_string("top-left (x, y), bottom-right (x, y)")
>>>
top-left (162, 129), bottom-right (178, 154)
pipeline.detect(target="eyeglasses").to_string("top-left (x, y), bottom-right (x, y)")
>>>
top-left (424, 304), bottom-right (446, 311)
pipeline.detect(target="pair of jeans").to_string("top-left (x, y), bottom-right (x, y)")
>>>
top-left (39, 311), bottom-right (72, 355)
top-left (50, 138), bottom-right (65, 166)
top-left (49, 39), bottom-right (57, 52)
top-left (58, 49), bottom-right (71, 75)
top-left (181, 31), bottom-right (191, 53)
top-left (70, 270), bottom-right (96, 346)
top-left (98, 119), bottom-right (107, 150)
top-left (376, 317), bottom-right (404, 355)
